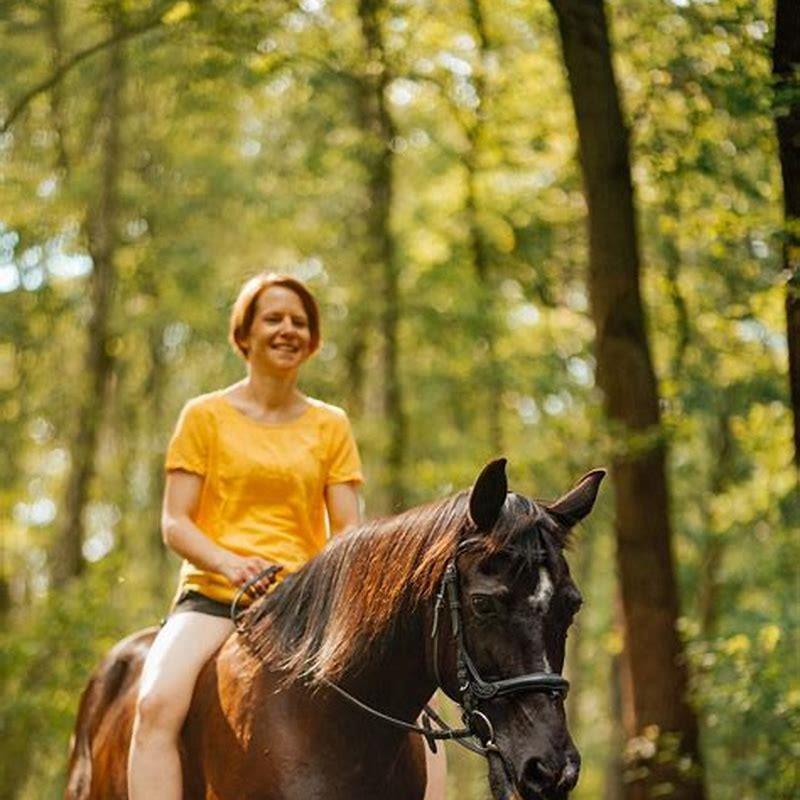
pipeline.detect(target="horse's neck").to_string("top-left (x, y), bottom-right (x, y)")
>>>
top-left (342, 603), bottom-right (437, 721)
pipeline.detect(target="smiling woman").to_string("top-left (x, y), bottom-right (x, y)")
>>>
top-left (124, 272), bottom-right (365, 800)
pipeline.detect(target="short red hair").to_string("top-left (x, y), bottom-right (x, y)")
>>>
top-left (229, 272), bottom-right (321, 360)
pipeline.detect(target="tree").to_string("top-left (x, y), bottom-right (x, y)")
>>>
top-left (546, 0), bottom-right (706, 797)
top-left (356, 0), bottom-right (407, 511)
top-left (465, 0), bottom-right (504, 454)
top-left (52, 4), bottom-right (125, 586)
top-left (773, 0), bottom-right (800, 470)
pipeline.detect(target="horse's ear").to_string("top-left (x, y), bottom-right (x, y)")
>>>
top-left (469, 458), bottom-right (508, 532)
top-left (547, 469), bottom-right (606, 528)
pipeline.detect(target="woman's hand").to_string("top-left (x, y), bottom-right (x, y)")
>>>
top-left (217, 552), bottom-right (282, 595)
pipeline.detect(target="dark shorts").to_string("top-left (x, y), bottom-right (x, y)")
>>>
top-left (170, 590), bottom-right (232, 620)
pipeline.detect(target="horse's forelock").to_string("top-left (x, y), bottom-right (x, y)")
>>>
top-left (481, 493), bottom-right (568, 574)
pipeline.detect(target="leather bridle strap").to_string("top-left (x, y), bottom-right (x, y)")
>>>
top-left (252, 551), bottom-right (570, 761)
top-left (432, 558), bottom-right (570, 710)
top-left (317, 676), bottom-right (489, 755)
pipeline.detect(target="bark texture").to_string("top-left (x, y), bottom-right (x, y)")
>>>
top-left (356, 0), bottom-right (406, 510)
top-left (52, 12), bottom-right (124, 586)
top-left (547, 0), bottom-right (705, 797)
top-left (773, 0), bottom-right (800, 469)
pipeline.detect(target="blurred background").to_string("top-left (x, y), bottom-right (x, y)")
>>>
top-left (0, 0), bottom-right (797, 798)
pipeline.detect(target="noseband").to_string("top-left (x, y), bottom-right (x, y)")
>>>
top-left (282, 540), bottom-right (570, 759)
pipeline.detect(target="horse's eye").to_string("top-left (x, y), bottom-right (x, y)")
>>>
top-left (470, 594), bottom-right (501, 618)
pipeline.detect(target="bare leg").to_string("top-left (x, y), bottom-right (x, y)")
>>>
top-left (128, 613), bottom-right (234, 800)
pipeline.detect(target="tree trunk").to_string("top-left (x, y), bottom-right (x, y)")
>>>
top-left (565, 519), bottom-right (596, 730)
top-left (145, 318), bottom-right (171, 590)
top-left (356, 0), bottom-right (406, 511)
top-left (662, 194), bottom-right (690, 382)
top-left (52, 9), bottom-right (124, 586)
top-left (604, 652), bottom-right (626, 800)
top-left (546, 1), bottom-right (706, 797)
top-left (466, 0), bottom-right (503, 454)
top-left (773, 0), bottom-right (800, 470)
top-left (344, 323), bottom-right (368, 419)
top-left (44, 0), bottom-right (70, 174)
top-left (697, 410), bottom-right (733, 637)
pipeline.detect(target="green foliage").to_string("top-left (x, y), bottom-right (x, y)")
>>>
top-left (0, 555), bottom-right (165, 798)
top-left (0, 0), bottom-right (794, 797)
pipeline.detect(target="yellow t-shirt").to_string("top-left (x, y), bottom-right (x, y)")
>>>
top-left (165, 391), bottom-right (363, 603)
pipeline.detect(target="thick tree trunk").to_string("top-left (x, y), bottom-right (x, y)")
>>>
top-left (773, 0), bottom-right (800, 470)
top-left (546, 1), bottom-right (705, 797)
top-left (466, 0), bottom-right (503, 454)
top-left (52, 11), bottom-right (124, 586)
top-left (356, 0), bottom-right (406, 511)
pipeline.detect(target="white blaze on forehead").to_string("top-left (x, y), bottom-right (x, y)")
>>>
top-left (529, 567), bottom-right (554, 613)
top-left (528, 567), bottom-right (555, 673)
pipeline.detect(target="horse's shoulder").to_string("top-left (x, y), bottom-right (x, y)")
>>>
top-left (208, 631), bottom-right (261, 680)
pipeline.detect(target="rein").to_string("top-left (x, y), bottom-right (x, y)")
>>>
top-left (230, 564), bottom-right (284, 623)
top-left (230, 565), bottom-right (485, 755)
top-left (231, 546), bottom-right (569, 761)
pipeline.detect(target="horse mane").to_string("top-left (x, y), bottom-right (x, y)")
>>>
top-left (238, 490), bottom-right (565, 684)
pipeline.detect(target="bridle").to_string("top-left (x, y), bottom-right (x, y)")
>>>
top-left (233, 540), bottom-right (570, 760)
top-left (426, 542), bottom-right (569, 753)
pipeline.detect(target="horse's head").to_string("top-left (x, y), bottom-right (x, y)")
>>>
top-left (442, 459), bottom-right (604, 800)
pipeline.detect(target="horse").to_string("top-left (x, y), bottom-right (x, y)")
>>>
top-left (65, 459), bottom-right (604, 800)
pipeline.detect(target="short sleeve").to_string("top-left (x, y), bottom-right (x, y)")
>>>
top-left (326, 412), bottom-right (364, 486)
top-left (165, 400), bottom-right (211, 476)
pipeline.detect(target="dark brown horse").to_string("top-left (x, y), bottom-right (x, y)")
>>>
top-left (65, 459), bottom-right (604, 800)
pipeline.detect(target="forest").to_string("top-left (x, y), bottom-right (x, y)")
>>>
top-left (0, 0), bottom-right (797, 798)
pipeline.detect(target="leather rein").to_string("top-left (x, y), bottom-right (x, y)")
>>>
top-left (232, 548), bottom-right (569, 759)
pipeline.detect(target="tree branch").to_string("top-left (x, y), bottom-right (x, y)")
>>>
top-left (1, 14), bottom-right (164, 133)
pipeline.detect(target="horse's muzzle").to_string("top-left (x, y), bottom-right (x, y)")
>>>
top-left (518, 751), bottom-right (581, 799)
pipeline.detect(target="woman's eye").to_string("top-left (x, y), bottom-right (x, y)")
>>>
top-left (471, 594), bottom-right (500, 617)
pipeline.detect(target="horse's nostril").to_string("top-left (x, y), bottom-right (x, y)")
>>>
top-left (521, 758), bottom-right (558, 790)
top-left (559, 759), bottom-right (580, 791)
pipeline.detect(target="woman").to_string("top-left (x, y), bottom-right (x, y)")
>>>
top-left (128, 272), bottom-right (446, 799)
top-left (128, 273), bottom-right (363, 798)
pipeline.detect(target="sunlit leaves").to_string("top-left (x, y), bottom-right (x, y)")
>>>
top-left (0, 0), bottom-right (794, 797)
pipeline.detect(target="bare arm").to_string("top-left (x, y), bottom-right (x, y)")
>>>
top-left (162, 470), bottom-right (278, 589)
top-left (325, 482), bottom-right (361, 537)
